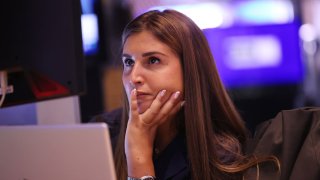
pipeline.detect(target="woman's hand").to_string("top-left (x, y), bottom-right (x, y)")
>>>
top-left (125, 89), bottom-right (183, 177)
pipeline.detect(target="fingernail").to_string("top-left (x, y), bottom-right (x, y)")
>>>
top-left (174, 91), bottom-right (180, 99)
top-left (180, 101), bottom-right (186, 107)
top-left (160, 90), bottom-right (166, 97)
top-left (133, 89), bottom-right (137, 95)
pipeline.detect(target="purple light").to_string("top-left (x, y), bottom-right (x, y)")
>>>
top-left (203, 21), bottom-right (304, 88)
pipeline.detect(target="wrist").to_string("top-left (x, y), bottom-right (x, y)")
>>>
top-left (127, 175), bottom-right (157, 180)
top-left (127, 157), bottom-right (155, 178)
top-left (125, 147), bottom-right (154, 165)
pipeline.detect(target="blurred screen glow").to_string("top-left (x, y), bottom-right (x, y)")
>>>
top-left (203, 21), bottom-right (304, 87)
top-left (148, 0), bottom-right (294, 29)
top-left (224, 35), bottom-right (282, 70)
top-left (81, 14), bottom-right (99, 55)
top-left (81, 0), bottom-right (99, 55)
top-left (235, 1), bottom-right (294, 25)
top-left (149, 3), bottom-right (225, 29)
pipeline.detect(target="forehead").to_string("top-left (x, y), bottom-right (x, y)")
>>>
top-left (123, 31), bottom-right (173, 55)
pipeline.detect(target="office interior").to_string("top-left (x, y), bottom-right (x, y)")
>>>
top-left (0, 0), bottom-right (319, 133)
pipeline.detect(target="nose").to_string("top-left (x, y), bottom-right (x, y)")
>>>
top-left (129, 63), bottom-right (144, 87)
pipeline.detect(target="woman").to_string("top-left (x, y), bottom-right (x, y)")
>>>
top-left (111, 9), bottom-right (278, 180)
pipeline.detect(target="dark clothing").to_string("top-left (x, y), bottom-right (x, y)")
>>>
top-left (247, 107), bottom-right (320, 180)
top-left (91, 107), bottom-right (320, 180)
top-left (153, 133), bottom-right (190, 180)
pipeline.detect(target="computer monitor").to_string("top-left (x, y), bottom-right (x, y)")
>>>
top-left (203, 20), bottom-right (304, 88)
top-left (0, 0), bottom-right (86, 107)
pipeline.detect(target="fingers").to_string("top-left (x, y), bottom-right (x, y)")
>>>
top-left (141, 89), bottom-right (167, 124)
top-left (157, 92), bottom-right (184, 124)
top-left (142, 90), bottom-right (183, 125)
top-left (129, 89), bottom-right (139, 122)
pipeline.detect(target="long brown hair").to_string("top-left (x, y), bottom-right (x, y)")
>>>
top-left (114, 10), bottom-right (278, 180)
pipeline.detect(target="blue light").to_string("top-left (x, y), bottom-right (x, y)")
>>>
top-left (80, 0), bottom-right (99, 55)
top-left (203, 21), bottom-right (304, 87)
top-left (149, 3), bottom-right (226, 29)
top-left (81, 0), bottom-right (96, 14)
top-left (235, 1), bottom-right (294, 25)
top-left (81, 14), bottom-right (99, 55)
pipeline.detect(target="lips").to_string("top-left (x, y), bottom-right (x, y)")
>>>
top-left (137, 91), bottom-right (151, 98)
top-left (136, 91), bottom-right (152, 102)
top-left (136, 91), bottom-right (150, 96)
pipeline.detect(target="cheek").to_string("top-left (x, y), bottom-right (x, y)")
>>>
top-left (163, 71), bottom-right (183, 92)
top-left (156, 79), bottom-right (183, 95)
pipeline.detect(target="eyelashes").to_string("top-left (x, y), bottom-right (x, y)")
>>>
top-left (122, 56), bottom-right (161, 67)
top-left (148, 57), bottom-right (160, 64)
top-left (123, 58), bottom-right (134, 67)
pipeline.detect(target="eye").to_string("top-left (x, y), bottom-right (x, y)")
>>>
top-left (123, 58), bottom-right (134, 67)
top-left (148, 57), bottom-right (160, 64)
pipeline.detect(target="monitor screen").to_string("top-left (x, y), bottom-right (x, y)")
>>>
top-left (0, 0), bottom-right (86, 107)
top-left (203, 20), bottom-right (304, 87)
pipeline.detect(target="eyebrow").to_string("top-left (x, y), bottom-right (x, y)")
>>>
top-left (122, 51), bottom-right (167, 58)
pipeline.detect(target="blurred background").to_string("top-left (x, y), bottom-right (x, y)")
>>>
top-left (1, 0), bottom-right (320, 132)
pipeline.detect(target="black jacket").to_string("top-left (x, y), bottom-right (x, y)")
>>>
top-left (247, 107), bottom-right (320, 180)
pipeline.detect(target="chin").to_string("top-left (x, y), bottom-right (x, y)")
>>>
top-left (137, 102), bottom-right (151, 114)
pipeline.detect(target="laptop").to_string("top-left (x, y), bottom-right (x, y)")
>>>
top-left (0, 123), bottom-right (117, 180)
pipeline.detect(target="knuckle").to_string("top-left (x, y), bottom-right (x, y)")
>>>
top-left (158, 112), bottom-right (167, 118)
top-left (150, 109), bottom-right (159, 116)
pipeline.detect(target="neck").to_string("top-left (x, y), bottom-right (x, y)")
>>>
top-left (154, 116), bottom-right (178, 153)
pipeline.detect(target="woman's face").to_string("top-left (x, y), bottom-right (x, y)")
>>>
top-left (122, 31), bottom-right (184, 114)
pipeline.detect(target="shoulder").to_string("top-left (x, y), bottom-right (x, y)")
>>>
top-left (252, 107), bottom-right (320, 150)
top-left (257, 107), bottom-right (320, 132)
top-left (249, 107), bottom-right (320, 180)
top-left (89, 108), bottom-right (123, 151)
